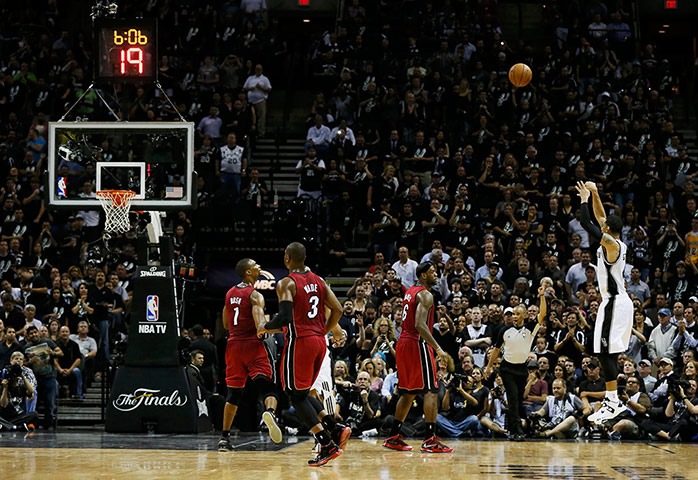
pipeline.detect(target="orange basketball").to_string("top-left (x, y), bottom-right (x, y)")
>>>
top-left (508, 63), bottom-right (532, 87)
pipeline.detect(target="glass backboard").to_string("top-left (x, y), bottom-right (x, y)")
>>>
top-left (48, 122), bottom-right (195, 210)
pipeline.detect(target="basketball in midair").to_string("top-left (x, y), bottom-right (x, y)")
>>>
top-left (509, 63), bottom-right (532, 87)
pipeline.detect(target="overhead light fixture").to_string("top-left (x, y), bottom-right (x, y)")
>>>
top-left (662, 24), bottom-right (670, 27)
top-left (658, 30), bottom-right (666, 33)
top-left (303, 19), bottom-right (310, 23)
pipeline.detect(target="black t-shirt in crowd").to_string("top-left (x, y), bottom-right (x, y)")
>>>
top-left (56, 338), bottom-right (82, 370)
top-left (0, 308), bottom-right (25, 332)
top-left (444, 384), bottom-right (489, 422)
top-left (20, 274), bottom-right (48, 309)
top-left (433, 328), bottom-right (458, 359)
top-left (338, 388), bottom-right (381, 426)
top-left (577, 376), bottom-right (606, 396)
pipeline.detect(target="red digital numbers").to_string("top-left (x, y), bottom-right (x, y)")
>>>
top-left (299, 0), bottom-right (309, 5)
top-left (665, 0), bottom-right (677, 8)
top-left (120, 47), bottom-right (144, 75)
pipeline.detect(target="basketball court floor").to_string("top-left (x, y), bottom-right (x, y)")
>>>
top-left (1, 431), bottom-right (695, 480)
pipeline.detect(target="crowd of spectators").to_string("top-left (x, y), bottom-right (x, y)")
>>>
top-left (0, 0), bottom-right (697, 443)
top-left (0, 1), bottom-right (286, 429)
top-left (289, 0), bottom-right (698, 441)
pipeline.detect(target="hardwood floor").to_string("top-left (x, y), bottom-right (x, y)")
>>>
top-left (1, 435), bottom-right (696, 480)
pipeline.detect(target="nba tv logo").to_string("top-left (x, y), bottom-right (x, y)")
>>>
top-left (147, 295), bottom-right (159, 321)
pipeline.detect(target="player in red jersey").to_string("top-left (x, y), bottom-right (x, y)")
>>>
top-left (261, 242), bottom-right (351, 466)
top-left (217, 258), bottom-right (282, 452)
top-left (383, 262), bottom-right (453, 453)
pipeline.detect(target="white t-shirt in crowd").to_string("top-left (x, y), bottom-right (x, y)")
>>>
top-left (243, 74), bottom-right (272, 104)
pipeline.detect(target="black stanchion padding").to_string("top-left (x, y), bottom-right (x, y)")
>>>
top-left (105, 365), bottom-right (211, 433)
top-left (106, 265), bottom-right (211, 433)
top-left (125, 266), bottom-right (179, 367)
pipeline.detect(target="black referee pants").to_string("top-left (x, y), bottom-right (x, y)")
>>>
top-left (500, 360), bottom-right (527, 435)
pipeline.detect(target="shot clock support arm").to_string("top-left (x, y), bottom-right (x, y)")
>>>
top-left (58, 82), bottom-right (121, 122)
top-left (155, 80), bottom-right (187, 123)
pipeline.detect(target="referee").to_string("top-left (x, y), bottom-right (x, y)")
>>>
top-left (484, 287), bottom-right (547, 441)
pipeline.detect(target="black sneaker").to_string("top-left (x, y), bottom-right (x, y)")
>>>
top-left (307, 441), bottom-right (342, 467)
top-left (218, 437), bottom-right (234, 452)
top-left (331, 423), bottom-right (352, 450)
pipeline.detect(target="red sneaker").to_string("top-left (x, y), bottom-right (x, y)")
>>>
top-left (420, 436), bottom-right (453, 453)
top-left (383, 434), bottom-right (413, 451)
top-left (332, 424), bottom-right (352, 451)
top-left (308, 442), bottom-right (342, 467)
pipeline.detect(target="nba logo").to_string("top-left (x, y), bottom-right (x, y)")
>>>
top-left (57, 177), bottom-right (67, 198)
top-left (146, 295), bottom-right (159, 321)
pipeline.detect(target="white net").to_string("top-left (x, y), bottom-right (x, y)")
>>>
top-left (96, 190), bottom-right (136, 234)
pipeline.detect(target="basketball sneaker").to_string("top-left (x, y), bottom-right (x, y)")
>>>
top-left (218, 437), bottom-right (234, 452)
top-left (331, 424), bottom-right (352, 451)
top-left (588, 396), bottom-right (627, 425)
top-left (420, 436), bottom-right (454, 453)
top-left (383, 434), bottom-right (413, 451)
top-left (262, 410), bottom-right (283, 444)
top-left (307, 441), bottom-right (342, 467)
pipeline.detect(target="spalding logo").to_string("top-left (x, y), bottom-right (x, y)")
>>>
top-left (140, 266), bottom-right (167, 278)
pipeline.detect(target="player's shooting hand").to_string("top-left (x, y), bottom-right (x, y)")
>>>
top-left (584, 181), bottom-right (598, 193)
top-left (575, 182), bottom-right (590, 202)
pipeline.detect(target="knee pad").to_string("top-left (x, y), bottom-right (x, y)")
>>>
top-left (225, 387), bottom-right (243, 406)
top-left (252, 376), bottom-right (278, 402)
top-left (307, 394), bottom-right (324, 414)
top-left (290, 391), bottom-right (320, 428)
top-left (290, 389), bottom-right (310, 405)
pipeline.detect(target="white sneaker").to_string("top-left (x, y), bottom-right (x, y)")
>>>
top-left (361, 428), bottom-right (378, 437)
top-left (588, 397), bottom-right (627, 425)
top-left (262, 410), bottom-right (283, 444)
top-left (286, 427), bottom-right (298, 436)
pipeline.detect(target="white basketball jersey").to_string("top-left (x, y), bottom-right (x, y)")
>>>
top-left (596, 239), bottom-right (627, 299)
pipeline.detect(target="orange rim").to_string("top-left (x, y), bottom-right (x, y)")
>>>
top-left (96, 190), bottom-right (137, 208)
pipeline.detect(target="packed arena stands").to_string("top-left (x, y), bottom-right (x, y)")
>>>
top-left (0, 0), bottom-right (696, 441)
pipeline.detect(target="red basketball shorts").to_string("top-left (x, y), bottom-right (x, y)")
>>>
top-left (281, 334), bottom-right (326, 391)
top-left (225, 339), bottom-right (275, 388)
top-left (395, 336), bottom-right (438, 393)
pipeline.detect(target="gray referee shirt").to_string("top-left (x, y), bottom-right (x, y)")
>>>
top-left (494, 321), bottom-right (540, 364)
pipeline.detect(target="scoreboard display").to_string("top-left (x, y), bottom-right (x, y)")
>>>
top-left (96, 18), bottom-right (157, 82)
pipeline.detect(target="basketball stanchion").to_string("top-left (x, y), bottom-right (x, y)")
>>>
top-left (101, 193), bottom-right (211, 434)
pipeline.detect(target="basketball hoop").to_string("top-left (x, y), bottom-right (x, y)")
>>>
top-left (96, 190), bottom-right (137, 235)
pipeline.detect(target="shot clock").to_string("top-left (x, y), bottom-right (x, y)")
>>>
top-left (96, 18), bottom-right (157, 82)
